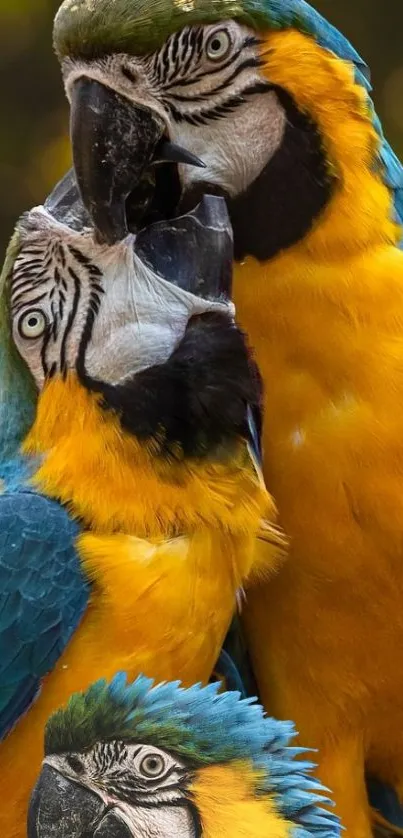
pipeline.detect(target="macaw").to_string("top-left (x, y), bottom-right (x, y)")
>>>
top-left (28, 672), bottom-right (341, 838)
top-left (51, 0), bottom-right (403, 834)
top-left (0, 175), bottom-right (280, 838)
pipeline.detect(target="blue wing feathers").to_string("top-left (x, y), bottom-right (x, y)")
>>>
top-left (0, 491), bottom-right (89, 740)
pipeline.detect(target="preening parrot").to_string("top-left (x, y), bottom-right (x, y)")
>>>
top-left (0, 176), bottom-right (280, 837)
top-left (51, 0), bottom-right (403, 835)
top-left (28, 673), bottom-right (341, 838)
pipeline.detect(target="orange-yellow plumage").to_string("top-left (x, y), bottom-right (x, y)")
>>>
top-left (0, 373), bottom-right (278, 838)
top-left (230, 29), bottom-right (403, 838)
top-left (191, 763), bottom-right (293, 838)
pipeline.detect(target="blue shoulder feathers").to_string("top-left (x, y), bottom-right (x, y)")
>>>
top-left (0, 490), bottom-right (88, 739)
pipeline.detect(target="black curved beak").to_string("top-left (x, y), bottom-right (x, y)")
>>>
top-left (71, 78), bottom-right (205, 245)
top-left (28, 764), bottom-right (133, 838)
top-left (28, 764), bottom-right (105, 837)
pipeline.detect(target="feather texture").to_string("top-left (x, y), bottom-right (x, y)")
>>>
top-left (0, 489), bottom-right (87, 739)
top-left (234, 23), bottom-right (403, 838)
top-left (0, 327), bottom-right (278, 838)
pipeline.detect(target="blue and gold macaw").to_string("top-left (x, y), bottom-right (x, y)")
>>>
top-left (51, 0), bottom-right (403, 834)
top-left (28, 673), bottom-right (341, 838)
top-left (0, 176), bottom-right (281, 837)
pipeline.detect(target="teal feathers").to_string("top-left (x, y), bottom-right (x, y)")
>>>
top-left (46, 674), bottom-right (341, 838)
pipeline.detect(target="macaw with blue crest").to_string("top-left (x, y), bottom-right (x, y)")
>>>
top-left (28, 673), bottom-right (341, 838)
top-left (51, 0), bottom-right (403, 833)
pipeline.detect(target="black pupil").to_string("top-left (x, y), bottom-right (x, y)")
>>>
top-left (211, 38), bottom-right (223, 51)
top-left (148, 758), bottom-right (159, 771)
top-left (28, 317), bottom-right (39, 327)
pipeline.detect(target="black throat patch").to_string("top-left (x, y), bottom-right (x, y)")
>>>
top-left (77, 312), bottom-right (262, 460)
top-left (180, 87), bottom-right (336, 262)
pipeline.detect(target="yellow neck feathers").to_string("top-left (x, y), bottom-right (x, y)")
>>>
top-left (259, 29), bottom-right (400, 259)
top-left (191, 763), bottom-right (292, 838)
top-left (23, 374), bottom-right (270, 538)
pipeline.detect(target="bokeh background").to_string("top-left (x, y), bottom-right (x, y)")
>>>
top-left (0, 0), bottom-right (402, 255)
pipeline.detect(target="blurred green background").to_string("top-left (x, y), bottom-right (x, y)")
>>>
top-left (0, 0), bottom-right (402, 254)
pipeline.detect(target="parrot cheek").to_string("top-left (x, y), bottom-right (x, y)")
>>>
top-left (27, 764), bottom-right (107, 838)
top-left (174, 90), bottom-right (287, 200)
top-left (12, 338), bottom-right (46, 391)
top-left (79, 195), bottom-right (234, 384)
top-left (112, 801), bottom-right (199, 838)
top-left (84, 319), bottom-right (187, 384)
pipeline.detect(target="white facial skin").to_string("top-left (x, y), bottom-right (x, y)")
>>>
top-left (45, 743), bottom-right (195, 838)
top-left (11, 208), bottom-right (233, 389)
top-left (62, 20), bottom-right (286, 199)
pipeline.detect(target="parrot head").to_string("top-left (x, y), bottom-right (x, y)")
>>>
top-left (5, 170), bottom-right (264, 463)
top-left (11, 174), bottom-right (232, 392)
top-left (53, 0), bottom-right (403, 262)
top-left (28, 673), bottom-right (341, 838)
top-left (0, 162), bottom-right (268, 492)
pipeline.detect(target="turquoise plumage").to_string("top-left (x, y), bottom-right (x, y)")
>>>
top-left (0, 487), bottom-right (88, 740)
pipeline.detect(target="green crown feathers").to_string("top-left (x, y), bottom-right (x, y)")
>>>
top-left (53, 0), bottom-right (365, 66)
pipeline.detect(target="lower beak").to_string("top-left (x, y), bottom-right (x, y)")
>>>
top-left (135, 194), bottom-right (233, 299)
top-left (28, 764), bottom-right (106, 838)
top-left (70, 78), bottom-right (205, 245)
top-left (43, 168), bottom-right (233, 301)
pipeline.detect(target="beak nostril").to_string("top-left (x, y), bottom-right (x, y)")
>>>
top-left (122, 66), bottom-right (138, 84)
top-left (66, 755), bottom-right (85, 775)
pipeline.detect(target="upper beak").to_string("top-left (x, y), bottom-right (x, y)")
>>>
top-left (70, 78), bottom-right (205, 245)
top-left (28, 764), bottom-right (133, 838)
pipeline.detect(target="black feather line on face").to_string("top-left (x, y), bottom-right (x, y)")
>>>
top-left (179, 87), bottom-right (336, 262)
top-left (77, 312), bottom-right (262, 460)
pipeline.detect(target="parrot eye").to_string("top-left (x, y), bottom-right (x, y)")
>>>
top-left (18, 309), bottom-right (47, 340)
top-left (139, 752), bottom-right (167, 778)
top-left (205, 29), bottom-right (232, 62)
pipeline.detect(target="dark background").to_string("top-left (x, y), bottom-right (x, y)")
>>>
top-left (0, 0), bottom-right (402, 254)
